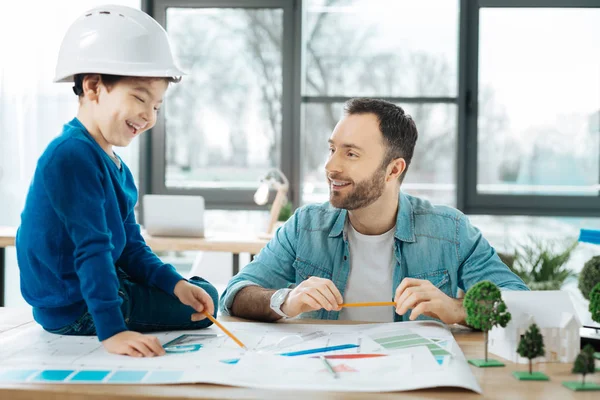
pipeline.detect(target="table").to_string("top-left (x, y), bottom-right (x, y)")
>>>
top-left (0, 226), bottom-right (269, 306)
top-left (0, 308), bottom-right (598, 399)
top-left (143, 232), bottom-right (268, 275)
top-left (0, 226), bottom-right (14, 307)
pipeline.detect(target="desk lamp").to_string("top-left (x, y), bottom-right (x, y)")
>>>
top-left (254, 168), bottom-right (289, 234)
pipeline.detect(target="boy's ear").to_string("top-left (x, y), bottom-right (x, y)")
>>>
top-left (82, 75), bottom-right (102, 102)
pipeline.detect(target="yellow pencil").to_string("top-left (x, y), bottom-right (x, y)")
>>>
top-left (203, 311), bottom-right (248, 350)
top-left (340, 302), bottom-right (396, 308)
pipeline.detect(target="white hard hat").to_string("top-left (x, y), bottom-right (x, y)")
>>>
top-left (54, 5), bottom-right (185, 83)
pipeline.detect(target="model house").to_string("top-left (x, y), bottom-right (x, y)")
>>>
top-left (489, 291), bottom-right (581, 364)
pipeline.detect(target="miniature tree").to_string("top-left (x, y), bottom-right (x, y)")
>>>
top-left (590, 282), bottom-right (600, 325)
top-left (590, 283), bottom-right (600, 361)
top-left (464, 281), bottom-right (512, 367)
top-left (579, 256), bottom-right (600, 300)
top-left (563, 344), bottom-right (600, 391)
top-left (574, 345), bottom-right (596, 384)
top-left (514, 323), bottom-right (548, 381)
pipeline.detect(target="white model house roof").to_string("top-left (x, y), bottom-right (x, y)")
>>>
top-left (500, 290), bottom-right (582, 328)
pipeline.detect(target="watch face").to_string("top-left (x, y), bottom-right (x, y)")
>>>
top-left (271, 289), bottom-right (291, 318)
top-left (272, 290), bottom-right (285, 306)
top-left (272, 289), bottom-right (288, 308)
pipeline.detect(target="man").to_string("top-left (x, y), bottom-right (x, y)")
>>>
top-left (220, 98), bottom-right (528, 324)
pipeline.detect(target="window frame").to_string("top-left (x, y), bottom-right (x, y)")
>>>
top-left (142, 0), bottom-right (600, 218)
top-left (460, 0), bottom-right (600, 217)
top-left (141, 0), bottom-right (298, 211)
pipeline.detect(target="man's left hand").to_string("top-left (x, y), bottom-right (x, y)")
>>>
top-left (394, 278), bottom-right (465, 325)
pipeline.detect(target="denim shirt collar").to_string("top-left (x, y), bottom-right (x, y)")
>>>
top-left (329, 209), bottom-right (346, 238)
top-left (328, 191), bottom-right (416, 243)
top-left (395, 191), bottom-right (416, 243)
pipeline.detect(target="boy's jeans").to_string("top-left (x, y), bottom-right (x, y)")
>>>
top-left (46, 270), bottom-right (219, 337)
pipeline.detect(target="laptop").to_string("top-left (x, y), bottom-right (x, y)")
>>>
top-left (142, 195), bottom-right (205, 237)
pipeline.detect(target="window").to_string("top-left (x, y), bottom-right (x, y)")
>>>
top-left (165, 7), bottom-right (283, 189)
top-left (478, 7), bottom-right (599, 197)
top-left (148, 0), bottom-right (600, 217)
top-left (149, 0), bottom-right (293, 208)
top-left (303, 0), bottom-right (458, 98)
top-left (300, 0), bottom-right (460, 206)
top-left (462, 1), bottom-right (600, 215)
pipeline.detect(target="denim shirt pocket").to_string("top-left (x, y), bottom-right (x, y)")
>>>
top-left (401, 268), bottom-right (452, 323)
top-left (408, 268), bottom-right (451, 296)
top-left (292, 257), bottom-right (333, 320)
top-left (293, 257), bottom-right (333, 282)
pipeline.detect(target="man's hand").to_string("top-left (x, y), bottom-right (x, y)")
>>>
top-left (102, 331), bottom-right (165, 357)
top-left (394, 278), bottom-right (465, 324)
top-left (174, 280), bottom-right (215, 322)
top-left (281, 277), bottom-right (343, 318)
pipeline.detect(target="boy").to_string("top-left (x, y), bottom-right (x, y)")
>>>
top-left (16, 5), bottom-right (217, 358)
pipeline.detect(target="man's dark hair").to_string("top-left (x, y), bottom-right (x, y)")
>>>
top-left (343, 98), bottom-right (418, 182)
top-left (72, 74), bottom-right (178, 97)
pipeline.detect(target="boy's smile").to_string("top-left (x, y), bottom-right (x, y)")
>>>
top-left (125, 120), bottom-right (147, 136)
top-left (77, 76), bottom-right (168, 155)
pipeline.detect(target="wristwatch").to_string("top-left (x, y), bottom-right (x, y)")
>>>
top-left (270, 288), bottom-right (292, 318)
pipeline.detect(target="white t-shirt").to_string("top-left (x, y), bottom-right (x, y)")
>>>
top-left (338, 220), bottom-right (396, 322)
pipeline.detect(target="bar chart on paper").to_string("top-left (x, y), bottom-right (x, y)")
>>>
top-left (368, 329), bottom-right (453, 367)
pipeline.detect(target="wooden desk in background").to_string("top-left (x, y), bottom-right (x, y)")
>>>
top-left (0, 226), bottom-right (269, 307)
top-left (0, 226), bottom-right (14, 308)
top-left (0, 308), bottom-right (597, 400)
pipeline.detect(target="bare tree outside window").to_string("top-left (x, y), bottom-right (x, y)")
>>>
top-left (162, 1), bottom-right (513, 209)
top-left (301, 0), bottom-right (460, 205)
top-left (477, 8), bottom-right (600, 197)
top-left (165, 8), bottom-right (283, 189)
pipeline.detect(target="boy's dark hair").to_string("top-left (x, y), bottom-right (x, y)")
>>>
top-left (72, 74), bottom-right (179, 97)
top-left (343, 98), bottom-right (418, 182)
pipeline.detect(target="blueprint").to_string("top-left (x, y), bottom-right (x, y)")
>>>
top-left (0, 320), bottom-right (481, 393)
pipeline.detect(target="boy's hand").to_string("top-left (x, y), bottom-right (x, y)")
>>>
top-left (102, 331), bottom-right (165, 357)
top-left (173, 280), bottom-right (215, 322)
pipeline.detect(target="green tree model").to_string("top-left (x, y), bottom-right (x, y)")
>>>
top-left (579, 256), bottom-right (600, 300)
top-left (590, 283), bottom-right (600, 362)
top-left (589, 282), bottom-right (600, 325)
top-left (572, 345), bottom-right (596, 386)
top-left (464, 281), bottom-right (512, 367)
top-left (563, 344), bottom-right (600, 391)
top-left (517, 323), bottom-right (545, 375)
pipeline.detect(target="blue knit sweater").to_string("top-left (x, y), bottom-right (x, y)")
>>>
top-left (16, 118), bottom-right (184, 341)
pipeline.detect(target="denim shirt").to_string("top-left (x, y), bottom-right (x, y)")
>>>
top-left (220, 192), bottom-right (529, 321)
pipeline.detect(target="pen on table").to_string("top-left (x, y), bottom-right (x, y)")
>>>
top-left (340, 301), bottom-right (396, 308)
top-left (279, 344), bottom-right (359, 356)
top-left (203, 311), bottom-right (248, 350)
top-left (320, 355), bottom-right (338, 379)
